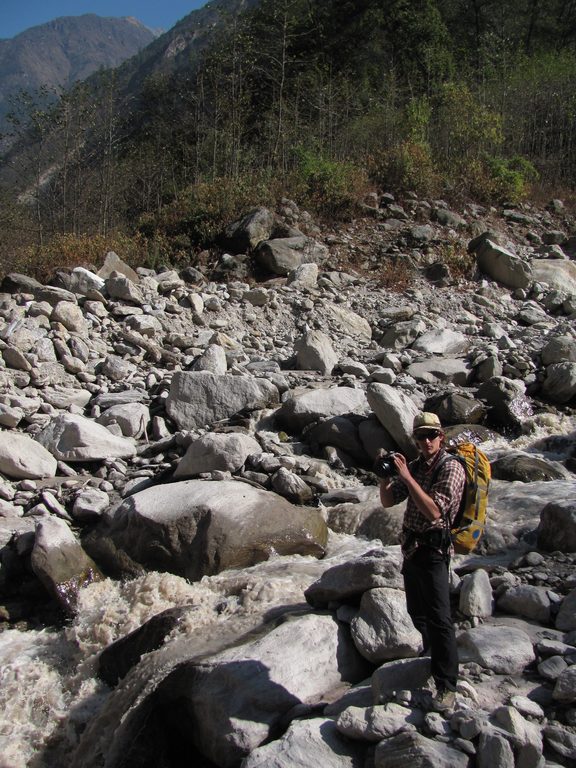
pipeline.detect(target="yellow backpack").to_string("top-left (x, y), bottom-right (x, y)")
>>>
top-left (439, 443), bottom-right (491, 554)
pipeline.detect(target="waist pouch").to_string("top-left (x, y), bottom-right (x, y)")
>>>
top-left (405, 528), bottom-right (451, 551)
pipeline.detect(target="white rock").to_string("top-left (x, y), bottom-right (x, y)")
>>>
top-left (0, 432), bottom-right (57, 479)
top-left (457, 624), bottom-right (535, 674)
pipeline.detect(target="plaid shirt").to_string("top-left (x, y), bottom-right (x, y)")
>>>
top-left (389, 449), bottom-right (466, 553)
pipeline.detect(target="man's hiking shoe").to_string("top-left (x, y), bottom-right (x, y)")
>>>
top-left (432, 688), bottom-right (456, 713)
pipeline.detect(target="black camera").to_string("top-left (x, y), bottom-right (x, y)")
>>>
top-left (373, 452), bottom-right (399, 478)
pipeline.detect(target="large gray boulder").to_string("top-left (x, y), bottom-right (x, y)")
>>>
top-left (351, 587), bottom-right (422, 663)
top-left (85, 479), bottom-right (328, 581)
top-left (36, 413), bottom-right (136, 461)
top-left (474, 239), bottom-right (532, 289)
top-left (166, 371), bottom-right (279, 430)
top-left (532, 258), bottom-right (576, 293)
top-left (255, 236), bottom-right (327, 276)
top-left (374, 731), bottom-right (469, 768)
top-left (542, 362), bottom-right (576, 404)
top-left (457, 625), bottom-right (535, 673)
top-left (294, 330), bottom-right (338, 374)
top-left (242, 717), bottom-right (366, 767)
top-left (157, 613), bottom-right (369, 766)
top-left (275, 387), bottom-right (370, 432)
top-left (0, 431), bottom-right (57, 479)
top-left (173, 432), bottom-right (261, 478)
top-left (305, 551), bottom-right (402, 608)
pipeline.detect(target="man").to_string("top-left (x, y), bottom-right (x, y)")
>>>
top-left (379, 412), bottom-right (466, 712)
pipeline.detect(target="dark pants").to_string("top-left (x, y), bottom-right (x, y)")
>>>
top-left (402, 547), bottom-right (458, 691)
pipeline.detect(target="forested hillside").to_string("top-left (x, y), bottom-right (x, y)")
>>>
top-left (1, 0), bottom-right (575, 278)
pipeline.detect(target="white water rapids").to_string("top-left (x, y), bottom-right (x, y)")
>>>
top-left (0, 412), bottom-right (575, 767)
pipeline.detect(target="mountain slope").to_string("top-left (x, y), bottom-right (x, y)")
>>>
top-left (0, 15), bottom-right (157, 133)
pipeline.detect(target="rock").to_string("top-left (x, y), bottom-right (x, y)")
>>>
top-left (276, 387), bottom-right (370, 432)
top-left (174, 432), bottom-right (261, 478)
top-left (372, 657), bottom-right (432, 703)
top-left (425, 393), bottom-right (486, 425)
top-left (242, 717), bottom-right (366, 767)
top-left (98, 251), bottom-right (140, 282)
top-left (457, 625), bottom-right (535, 673)
top-left (96, 403), bottom-right (150, 438)
top-left (532, 259), bottom-right (576, 294)
top-left (305, 551), bottom-right (402, 608)
top-left (552, 665), bottom-right (576, 703)
top-left (166, 371), bottom-right (279, 430)
top-left (295, 330), bottom-right (338, 374)
top-left (30, 517), bottom-right (103, 614)
top-left (473, 238), bottom-right (532, 290)
top-left (476, 376), bottom-right (532, 431)
top-left (36, 413), bottom-right (136, 461)
top-left (255, 236), bottom-right (327, 276)
top-left (492, 705), bottom-right (544, 768)
top-left (98, 606), bottom-right (193, 686)
top-left (336, 703), bottom-right (425, 741)
top-left (491, 453), bottom-right (566, 482)
top-left (155, 613), bottom-right (369, 767)
top-left (190, 343), bottom-right (228, 374)
top-left (407, 357), bottom-right (471, 386)
top-left (325, 304), bottom-right (372, 340)
top-left (366, 383), bottom-right (419, 457)
top-left (0, 431), bottom-right (57, 479)
top-left (496, 584), bottom-right (551, 624)
top-left (220, 207), bottom-right (276, 252)
top-left (271, 467), bottom-right (314, 503)
top-left (71, 488), bottom-right (110, 522)
top-left (538, 501), bottom-right (576, 553)
top-left (543, 723), bottom-right (576, 761)
top-left (477, 730), bottom-right (515, 768)
top-left (84, 479), bottom-right (328, 581)
top-left (374, 731), bottom-right (469, 768)
top-left (350, 587), bottom-right (422, 663)
top-left (556, 588), bottom-right (576, 632)
top-left (459, 569), bottom-right (493, 618)
top-left (411, 328), bottom-right (468, 355)
top-left (542, 362), bottom-right (576, 404)
top-left (540, 335), bottom-right (576, 365)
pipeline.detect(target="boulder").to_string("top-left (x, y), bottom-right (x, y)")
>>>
top-left (407, 357), bottom-right (470, 386)
top-left (294, 330), bottom-right (338, 374)
top-left (166, 371), bottom-right (279, 430)
top-left (96, 403), bottom-right (150, 438)
top-left (36, 413), bottom-right (136, 462)
top-left (242, 717), bottom-right (366, 768)
top-left (491, 453), bottom-right (566, 482)
top-left (556, 588), bottom-right (576, 632)
top-left (156, 613), bottom-right (370, 766)
top-left (305, 551), bottom-right (402, 608)
top-left (275, 387), bottom-right (370, 432)
top-left (474, 239), bottom-right (532, 289)
top-left (255, 236), bottom-right (327, 276)
top-left (30, 517), bottom-right (103, 614)
top-left (459, 569), bottom-right (493, 618)
top-left (537, 500), bottom-right (576, 553)
top-left (496, 585), bottom-right (551, 624)
top-left (374, 731), bottom-right (469, 768)
top-left (542, 362), bottom-right (576, 404)
top-left (457, 625), bottom-right (535, 673)
top-left (174, 432), bottom-right (261, 478)
top-left (350, 587), bottom-right (422, 663)
top-left (532, 258), bottom-right (576, 294)
top-left (85, 479), bottom-right (328, 581)
top-left (366, 383), bottom-right (419, 457)
top-left (411, 329), bottom-right (468, 355)
top-left (336, 703), bottom-right (425, 742)
top-left (0, 431), bottom-right (57, 479)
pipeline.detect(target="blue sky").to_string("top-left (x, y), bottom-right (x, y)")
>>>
top-left (1, 1), bottom-right (208, 39)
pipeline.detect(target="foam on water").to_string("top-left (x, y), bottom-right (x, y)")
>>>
top-left (0, 531), bottom-right (381, 767)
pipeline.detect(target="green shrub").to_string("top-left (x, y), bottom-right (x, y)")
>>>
top-left (368, 141), bottom-right (440, 196)
top-left (291, 149), bottom-right (369, 218)
top-left (485, 155), bottom-right (539, 203)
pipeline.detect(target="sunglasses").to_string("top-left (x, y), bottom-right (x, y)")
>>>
top-left (414, 430), bottom-right (442, 441)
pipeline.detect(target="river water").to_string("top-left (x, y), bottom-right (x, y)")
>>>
top-left (1, 413), bottom-right (575, 767)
